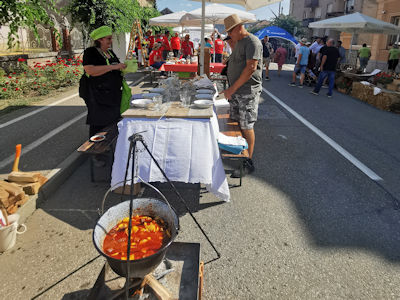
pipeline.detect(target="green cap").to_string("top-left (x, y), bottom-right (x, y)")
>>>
top-left (90, 26), bottom-right (112, 40)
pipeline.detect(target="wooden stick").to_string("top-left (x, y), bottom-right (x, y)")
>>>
top-left (144, 274), bottom-right (174, 300)
top-left (199, 261), bottom-right (204, 300)
top-left (12, 144), bottom-right (21, 172)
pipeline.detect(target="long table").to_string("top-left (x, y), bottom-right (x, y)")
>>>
top-left (111, 109), bottom-right (230, 202)
top-left (159, 63), bottom-right (225, 74)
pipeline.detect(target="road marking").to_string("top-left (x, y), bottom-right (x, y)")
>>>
top-left (262, 87), bottom-right (383, 181)
top-left (0, 93), bottom-right (79, 129)
top-left (0, 112), bottom-right (86, 170)
top-left (0, 74), bottom-right (146, 130)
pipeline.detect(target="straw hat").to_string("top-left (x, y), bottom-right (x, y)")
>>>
top-left (224, 14), bottom-right (247, 33)
top-left (300, 37), bottom-right (308, 44)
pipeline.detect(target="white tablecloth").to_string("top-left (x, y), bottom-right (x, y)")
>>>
top-left (111, 113), bottom-right (230, 202)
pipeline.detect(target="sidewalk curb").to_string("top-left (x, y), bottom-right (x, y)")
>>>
top-left (18, 152), bottom-right (87, 224)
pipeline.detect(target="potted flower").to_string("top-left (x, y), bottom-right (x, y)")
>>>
top-left (374, 72), bottom-right (393, 88)
top-left (336, 76), bottom-right (353, 94)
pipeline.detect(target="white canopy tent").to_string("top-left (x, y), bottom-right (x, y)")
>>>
top-left (187, 4), bottom-right (256, 62)
top-left (189, 0), bottom-right (282, 74)
top-left (309, 12), bottom-right (400, 65)
top-left (308, 12), bottom-right (400, 34)
top-left (149, 10), bottom-right (202, 27)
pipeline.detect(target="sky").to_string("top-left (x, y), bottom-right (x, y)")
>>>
top-left (156, 0), bottom-right (290, 21)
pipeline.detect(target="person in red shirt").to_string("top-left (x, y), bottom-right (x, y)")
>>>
top-left (162, 31), bottom-right (171, 61)
top-left (171, 32), bottom-right (181, 57)
top-left (145, 30), bottom-right (155, 55)
top-left (148, 43), bottom-right (165, 70)
top-left (181, 34), bottom-right (194, 58)
top-left (214, 34), bottom-right (224, 63)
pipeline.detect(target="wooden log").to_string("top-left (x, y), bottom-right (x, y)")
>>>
top-left (144, 274), bottom-right (175, 300)
top-left (38, 174), bottom-right (48, 186)
top-left (15, 194), bottom-right (29, 207)
top-left (7, 205), bottom-right (17, 215)
top-left (7, 192), bottom-right (26, 207)
top-left (8, 171), bottom-right (41, 183)
top-left (18, 182), bottom-right (41, 195)
top-left (0, 180), bottom-right (23, 197)
top-left (0, 188), bottom-right (11, 208)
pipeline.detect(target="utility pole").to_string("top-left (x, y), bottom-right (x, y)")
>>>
top-left (278, 1), bottom-right (281, 16)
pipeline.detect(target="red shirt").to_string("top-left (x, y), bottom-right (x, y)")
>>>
top-left (214, 39), bottom-right (224, 54)
top-left (162, 36), bottom-right (171, 51)
top-left (149, 50), bottom-right (162, 65)
top-left (209, 40), bottom-right (214, 54)
top-left (182, 40), bottom-right (194, 56)
top-left (146, 35), bottom-right (155, 48)
top-left (171, 37), bottom-right (181, 50)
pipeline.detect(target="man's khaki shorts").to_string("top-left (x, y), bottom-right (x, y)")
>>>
top-left (229, 91), bottom-right (261, 130)
top-left (263, 57), bottom-right (271, 67)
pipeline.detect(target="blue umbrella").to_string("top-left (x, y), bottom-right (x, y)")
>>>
top-left (255, 26), bottom-right (298, 46)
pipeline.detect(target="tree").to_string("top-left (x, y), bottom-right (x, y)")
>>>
top-left (270, 15), bottom-right (305, 37)
top-left (0, 0), bottom-right (59, 48)
top-left (65, 0), bottom-right (160, 48)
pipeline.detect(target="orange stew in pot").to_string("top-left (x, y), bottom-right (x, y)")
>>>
top-left (103, 215), bottom-right (169, 261)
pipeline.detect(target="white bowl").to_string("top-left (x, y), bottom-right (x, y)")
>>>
top-left (90, 135), bottom-right (106, 142)
top-left (193, 100), bottom-right (214, 109)
top-left (131, 99), bottom-right (153, 108)
top-left (196, 89), bottom-right (214, 94)
top-left (195, 94), bottom-right (213, 100)
top-left (147, 88), bottom-right (165, 94)
top-left (141, 93), bottom-right (161, 99)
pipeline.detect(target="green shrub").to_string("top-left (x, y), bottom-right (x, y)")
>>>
top-left (0, 57), bottom-right (83, 99)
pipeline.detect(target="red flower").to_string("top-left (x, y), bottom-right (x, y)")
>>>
top-left (15, 87), bottom-right (19, 91)
top-left (16, 80), bottom-right (18, 83)
top-left (12, 72), bottom-right (16, 75)
top-left (67, 58), bottom-right (72, 61)
top-left (34, 82), bottom-right (37, 84)
top-left (8, 76), bottom-right (12, 78)
top-left (2, 88), bottom-right (6, 91)
top-left (67, 70), bottom-right (70, 73)
top-left (5, 82), bottom-right (9, 85)
top-left (18, 58), bottom-right (26, 62)
top-left (53, 69), bottom-right (56, 72)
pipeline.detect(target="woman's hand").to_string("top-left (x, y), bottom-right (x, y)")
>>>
top-left (112, 63), bottom-right (126, 71)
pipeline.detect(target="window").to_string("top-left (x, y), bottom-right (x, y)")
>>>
top-left (387, 16), bottom-right (400, 48)
top-left (346, 0), bottom-right (354, 13)
top-left (327, 4), bottom-right (333, 13)
top-left (315, 7), bottom-right (322, 19)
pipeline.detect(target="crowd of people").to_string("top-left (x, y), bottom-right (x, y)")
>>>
top-left (133, 29), bottom-right (234, 70)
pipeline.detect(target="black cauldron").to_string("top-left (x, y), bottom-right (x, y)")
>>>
top-left (93, 198), bottom-right (179, 278)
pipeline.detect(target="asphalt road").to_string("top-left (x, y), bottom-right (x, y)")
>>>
top-left (0, 88), bottom-right (87, 175)
top-left (1, 67), bottom-right (400, 299)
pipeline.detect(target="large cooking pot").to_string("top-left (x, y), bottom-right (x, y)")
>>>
top-left (93, 197), bottom-right (179, 278)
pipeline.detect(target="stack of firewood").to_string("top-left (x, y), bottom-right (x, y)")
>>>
top-left (0, 172), bottom-right (47, 215)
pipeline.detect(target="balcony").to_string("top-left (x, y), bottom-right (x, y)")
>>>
top-left (305, 0), bottom-right (319, 8)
